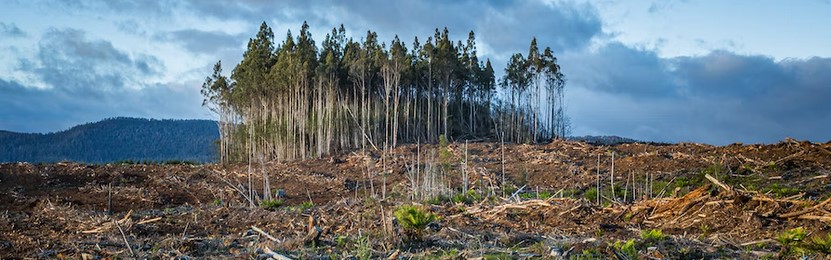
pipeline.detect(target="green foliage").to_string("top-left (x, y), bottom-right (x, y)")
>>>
top-left (483, 252), bottom-right (512, 260)
top-left (640, 229), bottom-right (666, 244)
top-left (584, 187), bottom-right (599, 201)
top-left (212, 198), bottom-right (222, 206)
top-left (300, 201), bottom-right (314, 210)
top-left (260, 199), bottom-right (283, 210)
top-left (613, 239), bottom-right (638, 260)
top-left (702, 163), bottom-right (723, 176)
top-left (777, 227), bottom-right (807, 247)
top-left (766, 183), bottom-right (800, 197)
top-left (804, 233), bottom-right (831, 254)
top-left (775, 228), bottom-right (831, 255)
top-left (426, 194), bottom-right (451, 205)
top-left (452, 189), bottom-right (482, 205)
top-left (394, 205), bottom-right (437, 241)
top-left (335, 235), bottom-right (348, 249)
top-left (438, 248), bottom-right (460, 259)
top-left (1, 118), bottom-right (218, 163)
top-left (354, 236), bottom-right (371, 260)
top-left (573, 248), bottom-right (603, 259)
top-left (527, 241), bottom-right (549, 255)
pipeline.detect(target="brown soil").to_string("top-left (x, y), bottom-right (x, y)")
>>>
top-left (1, 139), bottom-right (830, 259)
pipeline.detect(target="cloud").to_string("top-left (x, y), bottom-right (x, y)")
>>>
top-left (0, 22), bottom-right (27, 37)
top-left (18, 28), bottom-right (163, 96)
top-left (154, 29), bottom-right (244, 55)
top-left (0, 27), bottom-right (202, 133)
top-left (0, 77), bottom-right (207, 134)
top-left (171, 0), bottom-right (602, 55)
top-left (564, 43), bottom-right (678, 98)
top-left (565, 45), bottom-right (831, 144)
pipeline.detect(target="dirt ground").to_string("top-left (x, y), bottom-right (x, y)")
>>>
top-left (1, 138), bottom-right (831, 259)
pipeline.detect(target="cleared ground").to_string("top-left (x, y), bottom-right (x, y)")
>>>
top-left (1, 139), bottom-right (831, 258)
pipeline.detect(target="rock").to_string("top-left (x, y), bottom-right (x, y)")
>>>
top-left (549, 245), bottom-right (563, 257)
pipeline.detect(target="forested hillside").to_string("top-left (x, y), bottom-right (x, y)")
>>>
top-left (0, 118), bottom-right (217, 163)
top-left (202, 22), bottom-right (569, 163)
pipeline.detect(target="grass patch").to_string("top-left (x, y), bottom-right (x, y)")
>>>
top-left (766, 183), bottom-right (800, 198)
top-left (260, 199), bottom-right (283, 210)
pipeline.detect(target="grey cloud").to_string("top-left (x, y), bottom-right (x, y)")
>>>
top-left (671, 51), bottom-right (791, 98)
top-left (565, 45), bottom-right (831, 144)
top-left (0, 22), bottom-right (27, 37)
top-left (563, 43), bottom-right (678, 98)
top-left (0, 78), bottom-right (207, 133)
top-left (478, 0), bottom-right (602, 54)
top-left (19, 28), bottom-right (163, 96)
top-left (174, 0), bottom-right (601, 53)
top-left (154, 29), bottom-right (244, 55)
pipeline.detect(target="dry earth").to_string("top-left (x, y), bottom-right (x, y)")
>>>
top-left (2, 139), bottom-right (831, 259)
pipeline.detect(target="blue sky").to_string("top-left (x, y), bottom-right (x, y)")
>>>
top-left (1, 0), bottom-right (829, 144)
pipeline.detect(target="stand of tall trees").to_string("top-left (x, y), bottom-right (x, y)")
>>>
top-left (201, 22), bottom-right (568, 163)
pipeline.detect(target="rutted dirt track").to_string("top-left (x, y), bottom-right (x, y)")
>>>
top-left (1, 139), bottom-right (831, 258)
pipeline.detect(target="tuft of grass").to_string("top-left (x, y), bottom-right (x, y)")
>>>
top-left (300, 201), bottom-right (314, 210)
top-left (766, 183), bottom-right (800, 198)
top-left (354, 236), bottom-right (371, 260)
top-left (805, 233), bottom-right (831, 254)
top-left (776, 227), bottom-right (807, 247)
top-left (394, 205), bottom-right (437, 241)
top-left (260, 199), bottom-right (283, 210)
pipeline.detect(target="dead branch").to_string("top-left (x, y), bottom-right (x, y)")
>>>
top-left (705, 174), bottom-right (732, 193)
top-left (779, 196), bottom-right (831, 218)
top-left (251, 226), bottom-right (279, 242)
top-left (136, 217), bottom-right (162, 225)
top-left (114, 219), bottom-right (135, 258)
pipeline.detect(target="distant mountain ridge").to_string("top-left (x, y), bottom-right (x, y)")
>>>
top-left (0, 117), bottom-right (218, 163)
top-left (568, 135), bottom-right (645, 145)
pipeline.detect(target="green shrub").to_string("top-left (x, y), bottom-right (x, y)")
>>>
top-left (640, 229), bottom-right (666, 244)
top-left (584, 187), bottom-right (599, 202)
top-left (613, 239), bottom-right (638, 259)
top-left (260, 199), bottom-right (283, 210)
top-left (394, 205), bottom-right (437, 241)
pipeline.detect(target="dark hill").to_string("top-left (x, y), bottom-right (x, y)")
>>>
top-left (0, 117), bottom-right (218, 163)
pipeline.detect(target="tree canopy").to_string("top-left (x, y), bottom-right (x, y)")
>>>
top-left (201, 22), bottom-right (568, 163)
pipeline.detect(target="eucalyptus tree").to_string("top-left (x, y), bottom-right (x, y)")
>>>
top-left (202, 21), bottom-right (566, 164)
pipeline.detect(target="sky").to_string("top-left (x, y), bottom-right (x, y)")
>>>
top-left (1, 0), bottom-right (829, 145)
